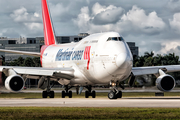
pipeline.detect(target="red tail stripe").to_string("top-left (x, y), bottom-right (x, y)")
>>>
top-left (42, 0), bottom-right (56, 45)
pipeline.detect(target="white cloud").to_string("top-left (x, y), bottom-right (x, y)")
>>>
top-left (24, 23), bottom-right (42, 30)
top-left (167, 0), bottom-right (180, 12)
top-left (34, 12), bottom-right (39, 17)
top-left (119, 6), bottom-right (166, 35)
top-left (169, 13), bottom-right (180, 33)
top-left (10, 7), bottom-right (28, 22)
top-left (92, 5), bottom-right (124, 25)
top-left (10, 7), bottom-right (41, 23)
top-left (73, 4), bottom-right (166, 36)
top-left (73, 6), bottom-right (90, 32)
top-left (157, 41), bottom-right (180, 56)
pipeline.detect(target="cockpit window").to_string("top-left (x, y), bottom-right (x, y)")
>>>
top-left (107, 37), bottom-right (124, 41)
top-left (118, 37), bottom-right (124, 41)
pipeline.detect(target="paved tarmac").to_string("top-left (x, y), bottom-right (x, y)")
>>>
top-left (1, 97), bottom-right (180, 107)
top-left (2, 88), bottom-right (180, 93)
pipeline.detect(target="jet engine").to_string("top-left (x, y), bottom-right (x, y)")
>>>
top-left (156, 74), bottom-right (175, 92)
top-left (5, 75), bottom-right (24, 92)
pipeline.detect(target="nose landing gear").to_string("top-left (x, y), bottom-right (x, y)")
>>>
top-left (108, 81), bottom-right (122, 99)
top-left (108, 88), bottom-right (122, 99)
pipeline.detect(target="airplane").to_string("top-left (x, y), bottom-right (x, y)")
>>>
top-left (1, 0), bottom-right (180, 99)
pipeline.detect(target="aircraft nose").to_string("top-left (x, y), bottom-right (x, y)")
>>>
top-left (116, 53), bottom-right (131, 68)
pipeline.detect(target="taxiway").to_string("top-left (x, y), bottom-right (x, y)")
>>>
top-left (1, 97), bottom-right (180, 107)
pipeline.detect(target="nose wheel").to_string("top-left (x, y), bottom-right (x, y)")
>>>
top-left (108, 89), bottom-right (122, 99)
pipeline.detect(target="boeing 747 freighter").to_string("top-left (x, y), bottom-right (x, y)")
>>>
top-left (0, 0), bottom-right (180, 99)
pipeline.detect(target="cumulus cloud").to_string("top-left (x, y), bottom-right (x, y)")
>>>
top-left (169, 13), bottom-right (180, 33)
top-left (157, 41), bottom-right (180, 56)
top-left (73, 4), bottom-right (166, 36)
top-left (1, 0), bottom-right (180, 57)
top-left (92, 3), bottom-right (124, 25)
top-left (167, 0), bottom-right (180, 12)
top-left (119, 6), bottom-right (166, 35)
top-left (10, 7), bottom-right (40, 23)
top-left (24, 23), bottom-right (42, 30)
top-left (8, 6), bottom-right (43, 37)
top-left (73, 6), bottom-right (90, 32)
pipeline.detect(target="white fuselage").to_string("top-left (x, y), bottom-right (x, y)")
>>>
top-left (41, 32), bottom-right (133, 86)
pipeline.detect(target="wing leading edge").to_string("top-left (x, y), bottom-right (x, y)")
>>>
top-left (132, 65), bottom-right (180, 76)
top-left (0, 49), bottom-right (40, 57)
top-left (0, 66), bottom-right (74, 80)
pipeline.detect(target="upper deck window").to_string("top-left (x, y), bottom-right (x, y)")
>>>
top-left (107, 37), bottom-right (124, 41)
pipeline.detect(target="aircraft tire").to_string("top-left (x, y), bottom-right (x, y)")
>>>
top-left (116, 91), bottom-right (122, 98)
top-left (85, 91), bottom-right (89, 98)
top-left (108, 91), bottom-right (117, 99)
top-left (62, 91), bottom-right (65, 98)
top-left (69, 91), bottom-right (72, 98)
top-left (49, 91), bottom-right (55, 98)
top-left (92, 91), bottom-right (96, 98)
top-left (42, 91), bottom-right (47, 98)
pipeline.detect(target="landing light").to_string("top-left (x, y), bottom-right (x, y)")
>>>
top-left (112, 83), bottom-right (116, 86)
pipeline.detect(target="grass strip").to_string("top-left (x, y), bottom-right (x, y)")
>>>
top-left (0, 107), bottom-right (180, 120)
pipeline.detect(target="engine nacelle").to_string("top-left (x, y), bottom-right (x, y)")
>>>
top-left (38, 77), bottom-right (48, 90)
top-left (5, 75), bottom-right (25, 92)
top-left (156, 74), bottom-right (175, 92)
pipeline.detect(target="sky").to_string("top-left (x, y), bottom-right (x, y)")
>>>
top-left (0, 0), bottom-right (180, 56)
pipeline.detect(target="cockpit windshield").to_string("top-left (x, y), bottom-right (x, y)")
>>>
top-left (107, 37), bottom-right (124, 41)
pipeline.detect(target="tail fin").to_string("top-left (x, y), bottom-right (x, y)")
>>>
top-left (42, 0), bottom-right (57, 45)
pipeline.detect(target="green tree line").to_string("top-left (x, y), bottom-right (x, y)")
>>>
top-left (133, 51), bottom-right (179, 67)
top-left (4, 56), bottom-right (41, 67)
top-left (133, 51), bottom-right (180, 87)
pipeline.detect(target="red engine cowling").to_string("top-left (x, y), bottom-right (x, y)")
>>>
top-left (5, 75), bottom-right (25, 92)
top-left (156, 74), bottom-right (175, 92)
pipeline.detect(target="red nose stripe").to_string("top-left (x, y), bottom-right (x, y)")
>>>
top-left (84, 46), bottom-right (91, 70)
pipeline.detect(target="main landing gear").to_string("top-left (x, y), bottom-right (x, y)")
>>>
top-left (62, 85), bottom-right (73, 98)
top-left (85, 86), bottom-right (96, 98)
top-left (42, 77), bottom-right (55, 98)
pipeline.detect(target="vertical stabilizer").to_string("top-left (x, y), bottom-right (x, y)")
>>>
top-left (42, 0), bottom-right (57, 45)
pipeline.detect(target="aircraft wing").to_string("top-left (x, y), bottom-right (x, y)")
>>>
top-left (0, 49), bottom-right (40, 57)
top-left (132, 65), bottom-right (180, 76)
top-left (0, 66), bottom-right (74, 80)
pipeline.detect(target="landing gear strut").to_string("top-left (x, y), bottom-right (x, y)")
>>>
top-left (42, 77), bottom-right (55, 98)
top-left (108, 88), bottom-right (122, 99)
top-left (62, 85), bottom-right (73, 98)
top-left (108, 81), bottom-right (122, 99)
top-left (85, 86), bottom-right (96, 98)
